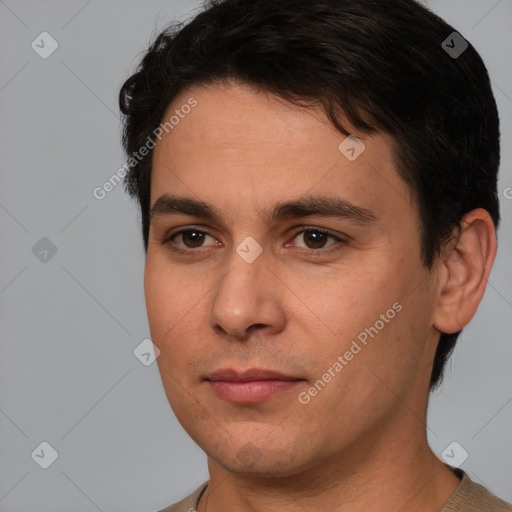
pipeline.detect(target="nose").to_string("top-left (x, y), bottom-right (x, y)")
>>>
top-left (209, 248), bottom-right (287, 340)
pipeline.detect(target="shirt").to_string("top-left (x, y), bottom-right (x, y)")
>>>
top-left (157, 470), bottom-right (512, 512)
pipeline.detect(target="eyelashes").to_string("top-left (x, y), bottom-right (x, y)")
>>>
top-left (163, 226), bottom-right (349, 256)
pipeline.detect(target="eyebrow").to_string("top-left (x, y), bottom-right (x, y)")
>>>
top-left (149, 194), bottom-right (376, 226)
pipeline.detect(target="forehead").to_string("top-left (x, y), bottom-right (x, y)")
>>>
top-left (150, 81), bottom-right (414, 224)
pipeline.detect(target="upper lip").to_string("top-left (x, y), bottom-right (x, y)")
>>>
top-left (207, 368), bottom-right (302, 382)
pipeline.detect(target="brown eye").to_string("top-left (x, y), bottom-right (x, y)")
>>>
top-left (165, 229), bottom-right (217, 253)
top-left (180, 230), bottom-right (206, 248)
top-left (292, 228), bottom-right (339, 250)
top-left (301, 230), bottom-right (331, 249)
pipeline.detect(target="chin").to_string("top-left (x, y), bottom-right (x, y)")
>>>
top-left (214, 454), bottom-right (307, 477)
top-left (206, 435), bottom-right (315, 477)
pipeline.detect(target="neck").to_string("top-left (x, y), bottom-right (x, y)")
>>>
top-left (198, 420), bottom-right (461, 512)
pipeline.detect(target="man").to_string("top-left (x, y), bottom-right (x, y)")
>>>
top-left (119, 0), bottom-right (511, 510)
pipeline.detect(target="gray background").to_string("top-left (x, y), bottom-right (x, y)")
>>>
top-left (0, 0), bottom-right (510, 510)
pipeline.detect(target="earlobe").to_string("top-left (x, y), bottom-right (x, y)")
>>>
top-left (433, 208), bottom-right (497, 334)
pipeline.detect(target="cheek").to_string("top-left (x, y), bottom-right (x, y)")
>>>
top-left (144, 258), bottom-right (171, 339)
top-left (144, 261), bottom-right (203, 417)
top-left (314, 265), bottom-right (401, 332)
top-left (309, 256), bottom-right (429, 381)
top-left (144, 254), bottom-right (202, 361)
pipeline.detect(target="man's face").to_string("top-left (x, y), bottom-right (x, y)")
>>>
top-left (146, 82), bottom-right (441, 476)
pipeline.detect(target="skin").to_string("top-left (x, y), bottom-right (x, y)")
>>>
top-left (145, 81), bottom-right (496, 511)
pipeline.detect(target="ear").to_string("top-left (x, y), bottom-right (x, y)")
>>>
top-left (433, 208), bottom-right (497, 334)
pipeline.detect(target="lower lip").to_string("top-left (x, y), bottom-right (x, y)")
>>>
top-left (208, 379), bottom-right (303, 403)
